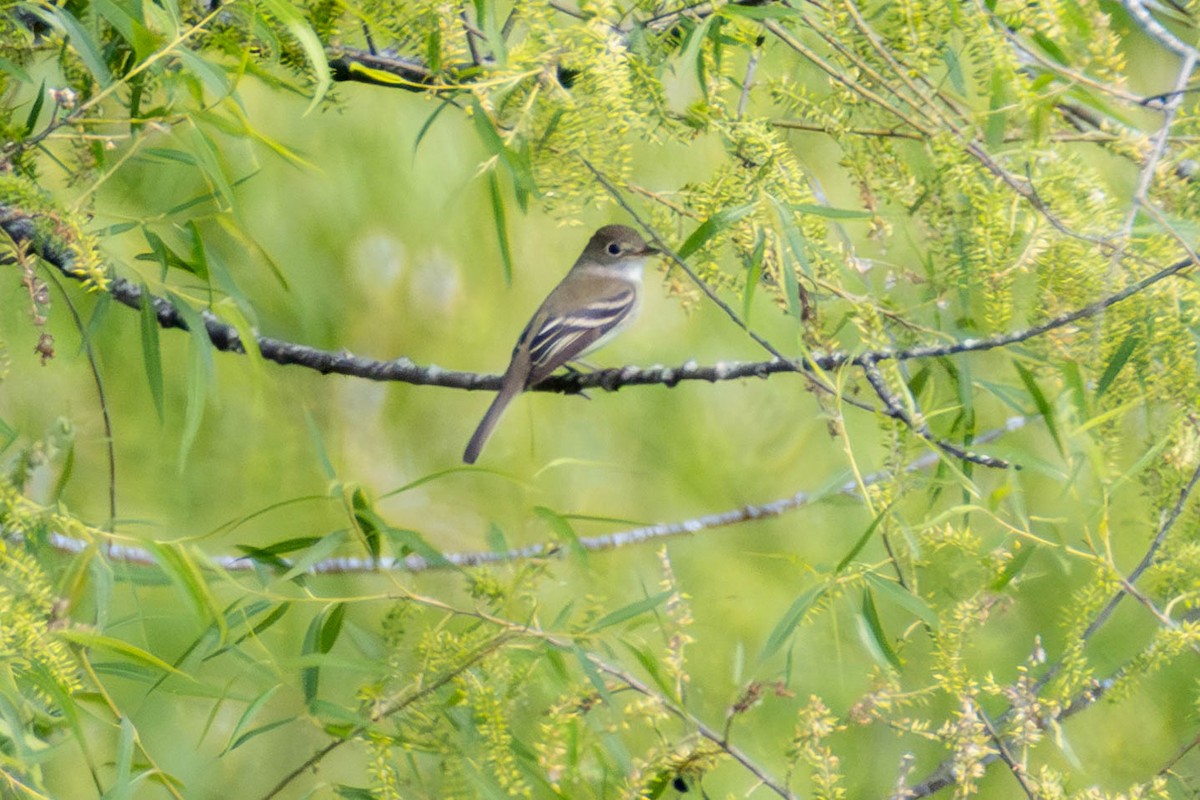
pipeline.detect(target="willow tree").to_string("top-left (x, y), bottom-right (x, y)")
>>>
top-left (1, 0), bottom-right (1198, 797)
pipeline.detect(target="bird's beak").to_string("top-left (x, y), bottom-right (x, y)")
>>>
top-left (639, 244), bottom-right (661, 256)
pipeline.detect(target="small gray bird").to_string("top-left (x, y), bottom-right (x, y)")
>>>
top-left (463, 225), bottom-right (658, 464)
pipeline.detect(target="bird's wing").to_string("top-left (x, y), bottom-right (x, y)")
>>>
top-left (519, 284), bottom-right (638, 388)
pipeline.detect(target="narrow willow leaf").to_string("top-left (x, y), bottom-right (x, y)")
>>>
top-left (277, 531), bottom-right (348, 583)
top-left (227, 717), bottom-right (291, 753)
top-left (300, 609), bottom-right (325, 704)
top-left (768, 194), bottom-right (808, 318)
top-left (741, 227), bottom-right (766, 324)
top-left (859, 588), bottom-right (902, 671)
top-left (150, 541), bottom-right (224, 634)
top-left (304, 408), bottom-right (336, 480)
top-left (141, 147), bottom-right (198, 165)
top-left (23, 80), bottom-right (45, 136)
top-left (0, 56), bottom-right (32, 84)
top-left (350, 488), bottom-right (382, 562)
top-left (588, 590), bottom-right (672, 632)
top-left (758, 584), bottom-right (824, 664)
top-left (258, 0), bottom-right (331, 112)
top-left (166, 292), bottom-right (214, 468)
top-left (56, 630), bottom-right (185, 676)
top-left (621, 642), bottom-right (676, 698)
top-left (677, 202), bottom-right (755, 261)
top-left (941, 44), bottom-right (967, 96)
top-left (110, 716), bottom-right (135, 800)
top-left (488, 171), bottom-right (513, 284)
top-left (39, 6), bottom-right (112, 86)
top-left (1094, 333), bottom-right (1139, 401)
top-left (679, 16), bottom-right (714, 97)
top-left (992, 544), bottom-right (1037, 590)
top-left (187, 125), bottom-right (236, 212)
top-left (138, 284), bottom-right (164, 421)
top-left (835, 504), bottom-right (891, 573)
top-left (413, 97), bottom-right (455, 158)
top-left (318, 603), bottom-right (346, 653)
top-left (534, 506), bottom-right (585, 561)
top-left (176, 48), bottom-right (232, 102)
top-left (791, 203), bottom-right (873, 220)
top-left (573, 645), bottom-right (613, 708)
top-left (1013, 360), bottom-right (1064, 456)
top-left (864, 572), bottom-right (939, 629)
top-left (986, 69), bottom-right (1008, 150)
top-left (382, 527), bottom-right (451, 568)
top-left (221, 685), bottom-right (282, 753)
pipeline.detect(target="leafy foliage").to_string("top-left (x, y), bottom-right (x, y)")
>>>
top-left (1, 0), bottom-right (1200, 798)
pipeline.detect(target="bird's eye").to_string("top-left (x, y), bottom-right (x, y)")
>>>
top-left (606, 242), bottom-right (621, 256)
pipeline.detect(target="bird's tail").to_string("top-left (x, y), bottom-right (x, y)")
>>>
top-left (463, 383), bottom-right (519, 464)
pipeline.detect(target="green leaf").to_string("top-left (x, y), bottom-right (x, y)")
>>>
top-left (56, 630), bottom-right (185, 677)
top-left (319, 603), bottom-right (346, 653)
top-left (835, 505), bottom-right (891, 573)
top-left (222, 685), bottom-right (281, 753)
top-left (588, 590), bottom-right (672, 632)
top-left (258, 0), bottom-right (331, 113)
top-left (300, 607), bottom-right (332, 704)
top-left (941, 44), bottom-right (967, 96)
top-left (741, 227), bottom-right (766, 324)
top-left (1013, 360), bottom-right (1064, 456)
top-left (677, 203), bottom-right (756, 261)
top-left (992, 544), bottom-right (1037, 591)
top-left (470, 97), bottom-right (536, 208)
top-left (227, 718), bottom-right (292, 753)
top-left (769, 194), bottom-right (809, 318)
top-left (138, 284), bottom-right (164, 421)
top-left (0, 56), bottom-right (32, 84)
top-left (277, 531), bottom-right (348, 584)
top-left (166, 292), bottom-right (215, 468)
top-left (864, 573), bottom-right (939, 629)
top-left (534, 506), bottom-right (586, 561)
top-left (858, 588), bottom-right (902, 671)
top-left (381, 527), bottom-right (451, 568)
top-left (187, 124), bottom-right (236, 212)
top-left (413, 97), bottom-right (455, 157)
top-left (791, 203), bottom-right (873, 220)
top-left (304, 408), bottom-right (336, 480)
top-left (488, 171), bottom-right (513, 285)
top-left (38, 6), bottom-right (113, 86)
top-left (150, 541), bottom-right (224, 634)
top-left (103, 716), bottom-right (135, 800)
top-left (573, 645), bottom-right (613, 708)
top-left (23, 80), bottom-right (45, 137)
top-left (176, 48), bottom-right (232, 103)
top-left (986, 68), bottom-right (1009, 150)
top-left (759, 584), bottom-right (825, 664)
top-left (1094, 333), bottom-right (1139, 401)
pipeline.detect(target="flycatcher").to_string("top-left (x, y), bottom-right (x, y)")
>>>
top-left (463, 224), bottom-right (658, 463)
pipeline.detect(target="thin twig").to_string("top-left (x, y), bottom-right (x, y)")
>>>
top-left (1117, 49), bottom-right (1197, 246)
top-left (1121, 0), bottom-right (1200, 58)
top-left (974, 702), bottom-right (1038, 799)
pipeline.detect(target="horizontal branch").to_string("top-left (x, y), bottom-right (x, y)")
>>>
top-left (15, 417), bottom-right (1028, 575)
top-left (4, 207), bottom-right (1194, 397)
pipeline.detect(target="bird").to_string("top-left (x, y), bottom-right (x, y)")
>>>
top-left (463, 224), bottom-right (658, 463)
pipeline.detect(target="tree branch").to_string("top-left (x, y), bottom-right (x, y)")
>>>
top-left (11, 418), bottom-right (1027, 574)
